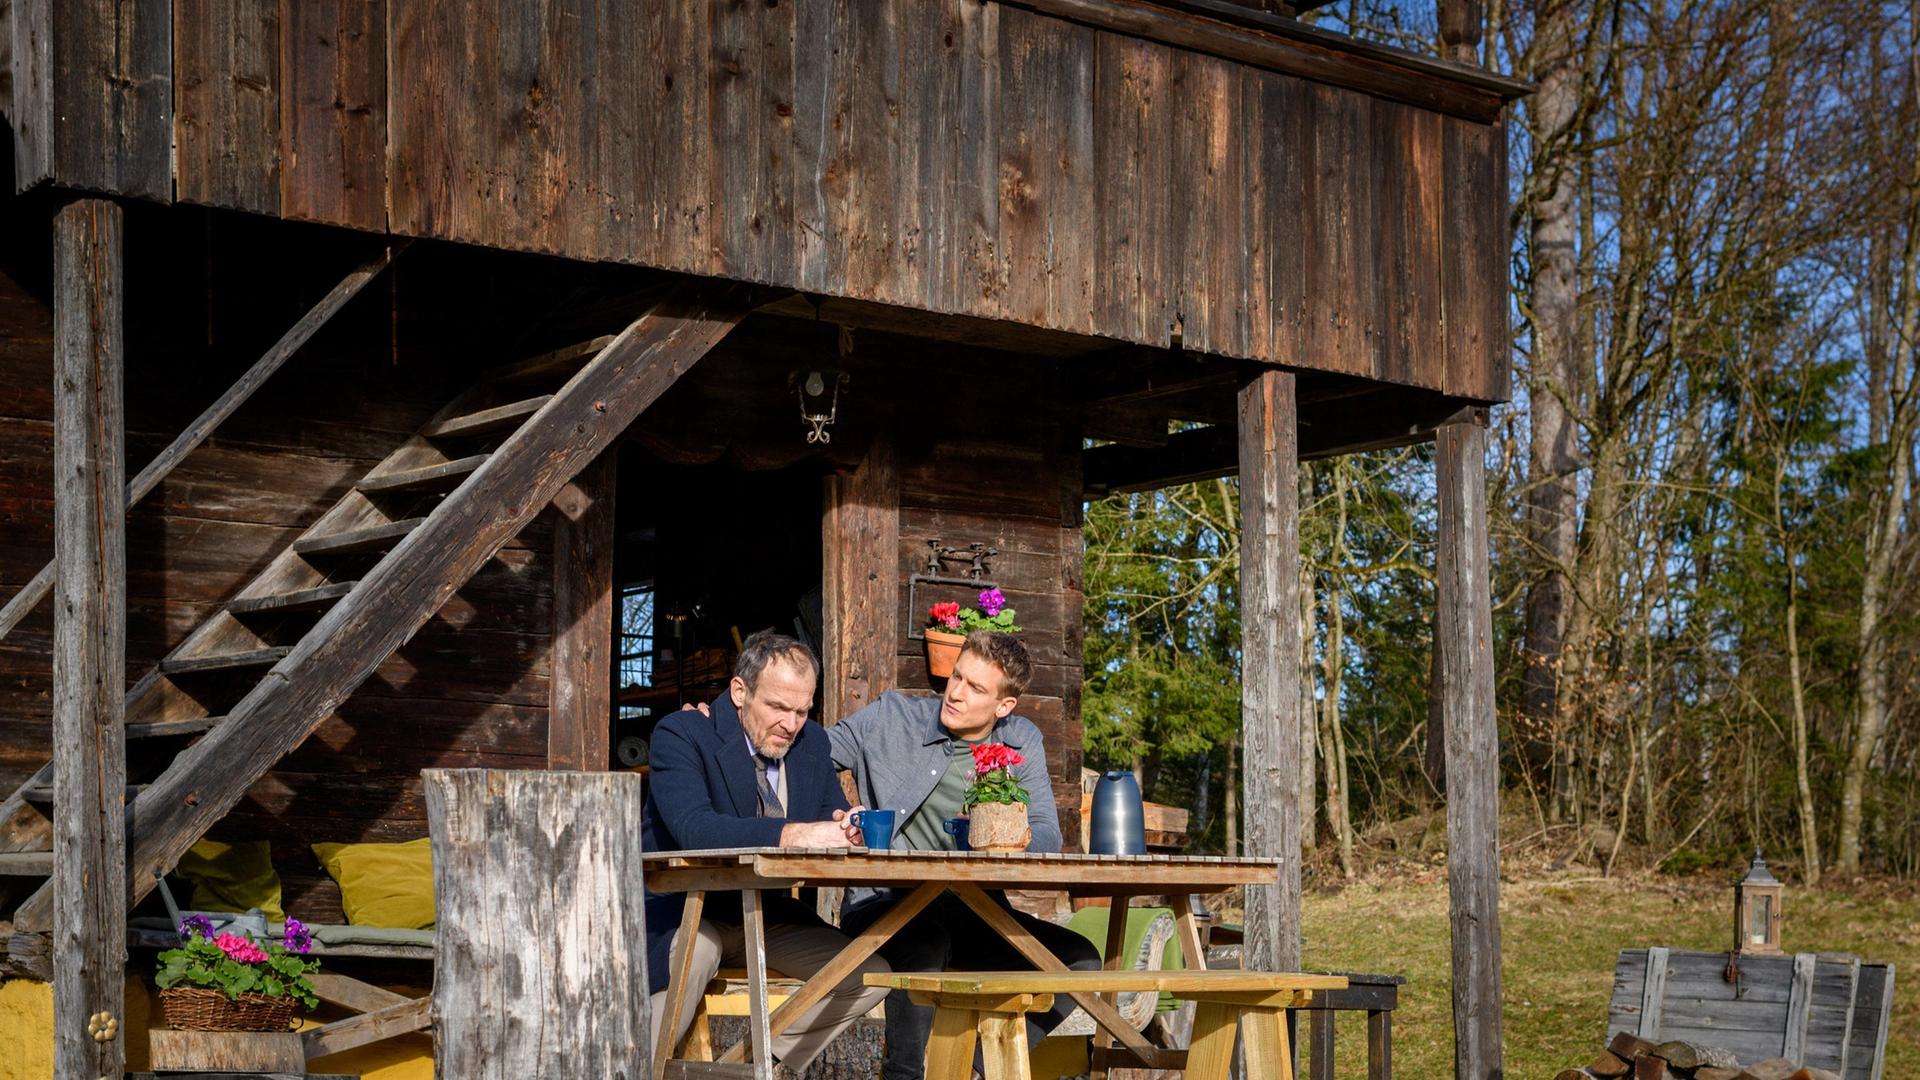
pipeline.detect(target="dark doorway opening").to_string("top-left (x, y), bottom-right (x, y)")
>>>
top-left (609, 450), bottom-right (825, 770)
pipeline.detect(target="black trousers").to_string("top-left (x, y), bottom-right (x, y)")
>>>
top-left (841, 891), bottom-right (1103, 1080)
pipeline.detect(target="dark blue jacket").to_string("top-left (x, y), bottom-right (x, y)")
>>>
top-left (641, 691), bottom-right (850, 993)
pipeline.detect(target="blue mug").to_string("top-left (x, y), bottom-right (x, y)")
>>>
top-left (852, 809), bottom-right (897, 850)
top-left (944, 816), bottom-right (971, 851)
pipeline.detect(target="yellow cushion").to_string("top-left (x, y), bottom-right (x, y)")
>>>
top-left (175, 839), bottom-right (284, 921)
top-left (311, 838), bottom-right (436, 930)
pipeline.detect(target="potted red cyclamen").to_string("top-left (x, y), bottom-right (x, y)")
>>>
top-left (924, 588), bottom-right (1020, 678)
top-left (964, 742), bottom-right (1032, 851)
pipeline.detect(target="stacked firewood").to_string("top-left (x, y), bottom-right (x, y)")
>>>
top-left (1557, 1033), bottom-right (1844, 1080)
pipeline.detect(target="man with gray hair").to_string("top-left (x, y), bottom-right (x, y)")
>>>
top-left (641, 630), bottom-right (890, 1073)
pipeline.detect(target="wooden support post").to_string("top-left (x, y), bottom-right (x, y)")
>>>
top-left (821, 432), bottom-right (898, 722)
top-left (1435, 416), bottom-right (1503, 1080)
top-left (425, 769), bottom-right (652, 1078)
top-left (51, 197), bottom-right (128, 1080)
top-left (1237, 370), bottom-right (1302, 972)
top-left (551, 448), bottom-right (618, 770)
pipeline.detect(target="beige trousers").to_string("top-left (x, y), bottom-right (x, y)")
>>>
top-left (650, 918), bottom-right (891, 1072)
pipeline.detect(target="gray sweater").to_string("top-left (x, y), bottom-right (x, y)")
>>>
top-left (827, 692), bottom-right (1062, 855)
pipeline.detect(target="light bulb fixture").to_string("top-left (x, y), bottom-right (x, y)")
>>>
top-left (792, 368), bottom-right (849, 444)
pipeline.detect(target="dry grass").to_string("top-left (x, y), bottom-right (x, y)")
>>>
top-left (1288, 870), bottom-right (1917, 1077)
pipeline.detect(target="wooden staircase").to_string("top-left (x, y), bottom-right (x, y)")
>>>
top-left (0, 287), bottom-right (751, 938)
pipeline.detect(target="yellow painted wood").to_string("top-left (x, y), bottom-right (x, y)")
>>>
top-left (922, 1003), bottom-right (979, 1080)
top-left (1239, 1005), bottom-right (1294, 1080)
top-left (870, 971), bottom-right (1346, 995)
top-left (1184, 1000), bottom-right (1241, 1080)
top-left (903, 991), bottom-right (1054, 1015)
top-left (978, 1011), bottom-right (1033, 1080)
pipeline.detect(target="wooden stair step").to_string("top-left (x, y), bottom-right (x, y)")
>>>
top-left (293, 518), bottom-right (426, 557)
top-left (128, 716), bottom-right (223, 739)
top-left (481, 335), bottom-right (614, 385)
top-left (423, 395), bottom-right (552, 439)
top-left (358, 454), bottom-right (488, 494)
top-left (23, 781), bottom-right (146, 804)
top-left (0, 851), bottom-right (53, 876)
top-left (158, 646), bottom-right (292, 676)
top-left (228, 581), bottom-right (356, 616)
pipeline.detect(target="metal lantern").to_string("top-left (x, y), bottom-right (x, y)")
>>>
top-left (1733, 849), bottom-right (1783, 955)
top-left (791, 368), bottom-right (848, 444)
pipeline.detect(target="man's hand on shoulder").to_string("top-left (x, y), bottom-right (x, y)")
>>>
top-left (779, 820), bottom-right (855, 848)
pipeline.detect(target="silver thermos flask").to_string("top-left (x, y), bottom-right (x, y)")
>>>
top-left (1088, 770), bottom-right (1147, 855)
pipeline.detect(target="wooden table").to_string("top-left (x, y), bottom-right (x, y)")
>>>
top-left (642, 847), bottom-right (1285, 1080)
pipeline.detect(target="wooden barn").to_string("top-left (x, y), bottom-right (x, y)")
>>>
top-left (0, 0), bottom-right (1524, 1076)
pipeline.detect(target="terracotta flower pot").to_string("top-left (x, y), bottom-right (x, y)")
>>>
top-left (967, 800), bottom-right (1031, 852)
top-left (925, 630), bottom-right (966, 678)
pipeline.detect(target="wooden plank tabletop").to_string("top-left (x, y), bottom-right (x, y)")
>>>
top-left (869, 971), bottom-right (1349, 994)
top-left (641, 847), bottom-right (1283, 894)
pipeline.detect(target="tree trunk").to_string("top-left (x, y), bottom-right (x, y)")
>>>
top-left (1838, 63), bottom-right (1920, 874)
top-left (1224, 734), bottom-right (1240, 858)
top-left (1522, 0), bottom-right (1584, 816)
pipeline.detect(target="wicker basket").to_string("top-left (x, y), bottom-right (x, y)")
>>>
top-left (157, 986), bottom-right (298, 1031)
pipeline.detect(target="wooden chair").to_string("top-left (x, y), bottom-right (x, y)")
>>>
top-left (869, 970), bottom-right (1347, 1080)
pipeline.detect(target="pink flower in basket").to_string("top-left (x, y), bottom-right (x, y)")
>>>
top-left (214, 932), bottom-right (269, 965)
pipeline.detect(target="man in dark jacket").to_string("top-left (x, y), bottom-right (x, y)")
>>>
top-left (642, 631), bottom-right (889, 1073)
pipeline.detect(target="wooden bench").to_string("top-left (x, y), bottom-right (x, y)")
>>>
top-left (869, 970), bottom-right (1348, 1080)
top-left (676, 966), bottom-right (802, 1062)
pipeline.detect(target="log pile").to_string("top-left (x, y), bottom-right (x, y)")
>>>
top-left (1557, 1033), bottom-right (1845, 1080)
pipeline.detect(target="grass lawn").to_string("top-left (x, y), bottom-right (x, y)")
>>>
top-left (1295, 872), bottom-right (1917, 1077)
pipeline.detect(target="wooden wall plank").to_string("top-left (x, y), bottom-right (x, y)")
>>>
top-left (1092, 32), bottom-right (1171, 346)
top-left (823, 433), bottom-right (900, 723)
top-left (842, 2), bottom-right (903, 302)
top-left (954, 0), bottom-right (1002, 319)
top-left (174, 0), bottom-right (280, 213)
top-left (280, 0), bottom-right (388, 229)
top-left (1443, 114), bottom-right (1510, 402)
top-left (49, 0), bottom-right (172, 199)
top-left (549, 449), bottom-right (616, 771)
top-left (51, 197), bottom-right (127, 1078)
top-left (10, 0), bottom-right (55, 189)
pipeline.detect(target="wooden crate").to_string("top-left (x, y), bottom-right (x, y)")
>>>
top-left (1606, 947), bottom-right (1895, 1079)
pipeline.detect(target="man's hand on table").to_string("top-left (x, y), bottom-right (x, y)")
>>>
top-left (832, 806), bottom-right (867, 845)
top-left (778, 819), bottom-right (858, 847)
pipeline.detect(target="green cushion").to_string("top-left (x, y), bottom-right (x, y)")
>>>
top-left (311, 837), bottom-right (436, 930)
top-left (1065, 905), bottom-right (1184, 1010)
top-left (175, 839), bottom-right (284, 922)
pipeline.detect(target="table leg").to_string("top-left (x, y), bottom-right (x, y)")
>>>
top-left (716, 881), bottom-right (944, 1066)
top-left (923, 1002), bottom-right (981, 1080)
top-left (948, 883), bottom-right (1162, 1063)
top-left (653, 889), bottom-right (707, 1080)
top-left (978, 1010), bottom-right (1033, 1080)
top-left (1089, 896), bottom-right (1131, 1080)
top-left (1185, 999), bottom-right (1240, 1080)
top-left (742, 888), bottom-right (774, 1080)
top-left (1366, 1008), bottom-right (1391, 1080)
top-left (1308, 1008), bottom-right (1335, 1080)
top-left (1170, 893), bottom-right (1210, 971)
top-left (1238, 1005), bottom-right (1294, 1080)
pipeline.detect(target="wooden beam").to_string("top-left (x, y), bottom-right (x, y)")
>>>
top-left (302, 995), bottom-right (433, 1061)
top-left (550, 448), bottom-right (618, 770)
top-left (1236, 370), bottom-right (1302, 972)
top-left (14, 287), bottom-right (752, 929)
top-left (0, 243), bottom-right (405, 644)
top-left (822, 432), bottom-right (899, 722)
top-left (1083, 391), bottom-right (1478, 497)
top-left (1001, 0), bottom-right (1526, 123)
top-left (51, 196), bottom-right (128, 1080)
top-left (1435, 416), bottom-right (1502, 1080)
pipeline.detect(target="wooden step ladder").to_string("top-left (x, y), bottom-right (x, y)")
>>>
top-left (0, 287), bottom-right (753, 934)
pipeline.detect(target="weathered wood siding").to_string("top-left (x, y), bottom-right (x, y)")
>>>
top-left (13, 0), bottom-right (1514, 401)
top-left (0, 228), bottom-right (560, 922)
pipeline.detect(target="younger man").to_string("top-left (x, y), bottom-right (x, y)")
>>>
top-left (828, 631), bottom-right (1100, 1080)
